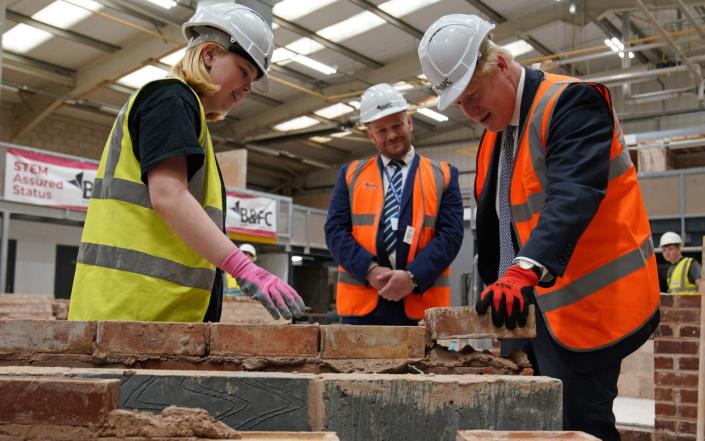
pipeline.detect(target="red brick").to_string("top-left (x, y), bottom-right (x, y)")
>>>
top-left (320, 325), bottom-right (425, 359)
top-left (660, 308), bottom-right (700, 324)
top-left (680, 341), bottom-right (699, 354)
top-left (0, 376), bottom-right (119, 425)
top-left (679, 326), bottom-right (700, 338)
top-left (654, 340), bottom-right (681, 354)
top-left (672, 295), bottom-right (702, 308)
top-left (677, 404), bottom-right (698, 419)
top-left (210, 324), bottom-right (319, 357)
top-left (655, 402), bottom-right (677, 417)
top-left (677, 356), bottom-right (699, 370)
top-left (656, 324), bottom-right (674, 337)
top-left (95, 321), bottom-right (207, 356)
top-left (654, 356), bottom-right (673, 370)
top-left (424, 306), bottom-right (536, 340)
top-left (680, 389), bottom-right (698, 404)
top-left (655, 371), bottom-right (699, 387)
top-left (654, 387), bottom-right (674, 401)
top-left (677, 421), bottom-right (697, 435)
top-left (655, 418), bottom-right (676, 432)
top-left (660, 295), bottom-right (674, 307)
top-left (0, 320), bottom-right (94, 354)
top-left (456, 431), bottom-right (600, 440)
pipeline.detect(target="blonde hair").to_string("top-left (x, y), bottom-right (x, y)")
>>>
top-left (170, 42), bottom-right (227, 121)
top-left (475, 35), bottom-right (513, 76)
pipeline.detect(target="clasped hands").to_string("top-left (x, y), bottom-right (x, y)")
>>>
top-left (366, 265), bottom-right (414, 302)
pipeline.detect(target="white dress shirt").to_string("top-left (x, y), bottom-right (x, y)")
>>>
top-left (380, 145), bottom-right (416, 269)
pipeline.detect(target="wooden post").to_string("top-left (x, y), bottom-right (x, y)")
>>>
top-left (697, 235), bottom-right (705, 441)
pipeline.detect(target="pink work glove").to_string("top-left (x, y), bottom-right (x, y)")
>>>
top-left (220, 248), bottom-right (306, 320)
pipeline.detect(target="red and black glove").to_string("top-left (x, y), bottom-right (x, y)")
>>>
top-left (475, 265), bottom-right (538, 330)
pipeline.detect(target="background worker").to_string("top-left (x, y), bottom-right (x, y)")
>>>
top-left (324, 83), bottom-right (463, 326)
top-left (660, 231), bottom-right (701, 294)
top-left (418, 15), bottom-right (659, 440)
top-left (224, 243), bottom-right (257, 295)
top-left (69, 3), bottom-right (305, 322)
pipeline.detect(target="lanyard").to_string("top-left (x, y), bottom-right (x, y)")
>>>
top-left (383, 164), bottom-right (402, 207)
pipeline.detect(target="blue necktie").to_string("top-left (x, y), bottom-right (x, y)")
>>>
top-left (383, 160), bottom-right (403, 254)
top-left (498, 126), bottom-right (516, 276)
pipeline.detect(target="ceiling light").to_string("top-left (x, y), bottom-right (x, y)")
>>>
top-left (503, 40), bottom-right (534, 57)
top-left (331, 130), bottom-right (352, 138)
top-left (393, 81), bottom-right (414, 91)
top-left (310, 136), bottom-right (332, 143)
top-left (417, 73), bottom-right (427, 80)
top-left (347, 100), bottom-right (361, 109)
top-left (145, 0), bottom-right (177, 9)
top-left (273, 0), bottom-right (336, 21)
top-left (628, 51), bottom-right (635, 59)
top-left (272, 47), bottom-right (295, 63)
top-left (318, 11), bottom-right (385, 42)
top-left (32, 0), bottom-right (102, 29)
top-left (291, 255), bottom-right (303, 263)
top-left (416, 107), bottom-right (449, 122)
top-left (117, 65), bottom-right (169, 89)
top-left (273, 116), bottom-right (320, 131)
top-left (286, 37), bottom-right (325, 56)
top-left (159, 48), bottom-right (186, 66)
top-left (378, 0), bottom-right (443, 17)
top-left (292, 55), bottom-right (337, 75)
top-left (314, 103), bottom-right (355, 119)
top-left (2, 24), bottom-right (52, 53)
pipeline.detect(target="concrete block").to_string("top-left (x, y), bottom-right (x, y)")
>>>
top-left (320, 325), bottom-right (424, 359)
top-left (95, 321), bottom-right (208, 357)
top-left (456, 431), bottom-right (599, 440)
top-left (0, 319), bottom-right (95, 354)
top-left (317, 373), bottom-right (561, 441)
top-left (425, 306), bottom-right (536, 340)
top-left (0, 376), bottom-right (119, 425)
top-left (211, 324), bottom-right (319, 357)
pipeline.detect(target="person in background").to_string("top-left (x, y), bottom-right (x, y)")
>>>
top-left (225, 243), bottom-right (257, 295)
top-left (324, 83), bottom-right (464, 325)
top-left (69, 3), bottom-right (305, 322)
top-left (660, 231), bottom-right (701, 294)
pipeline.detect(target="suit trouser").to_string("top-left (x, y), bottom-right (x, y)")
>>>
top-left (501, 312), bottom-right (622, 441)
top-left (341, 297), bottom-right (419, 326)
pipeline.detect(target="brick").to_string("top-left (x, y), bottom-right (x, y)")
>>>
top-left (654, 356), bottom-right (673, 370)
top-left (656, 324), bottom-right (674, 337)
top-left (677, 356), bottom-right (699, 370)
top-left (654, 340), bottom-right (681, 354)
top-left (95, 321), bottom-right (207, 357)
top-left (0, 320), bottom-right (94, 354)
top-left (655, 371), bottom-right (699, 387)
top-left (680, 341), bottom-right (699, 354)
top-left (677, 421), bottom-right (697, 435)
top-left (456, 431), bottom-right (599, 440)
top-left (655, 402), bottom-right (676, 417)
top-left (320, 325), bottom-right (424, 359)
top-left (680, 389), bottom-right (698, 403)
top-left (424, 306), bottom-right (536, 340)
top-left (672, 295), bottom-right (702, 308)
top-left (210, 324), bottom-right (319, 357)
top-left (679, 326), bottom-right (699, 338)
top-left (654, 387), bottom-right (674, 401)
top-left (677, 404), bottom-right (697, 419)
top-left (655, 418), bottom-right (676, 432)
top-left (661, 308), bottom-right (700, 324)
top-left (617, 426), bottom-right (654, 441)
top-left (660, 295), bottom-right (674, 307)
top-left (0, 376), bottom-right (119, 425)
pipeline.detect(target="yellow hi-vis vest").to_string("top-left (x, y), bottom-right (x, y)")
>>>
top-left (668, 257), bottom-right (699, 295)
top-left (69, 78), bottom-right (225, 322)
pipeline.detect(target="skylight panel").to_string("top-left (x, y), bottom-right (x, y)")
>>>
top-left (117, 65), bottom-right (169, 89)
top-left (292, 55), bottom-right (337, 75)
top-left (378, 0), bottom-right (443, 17)
top-left (273, 116), bottom-right (321, 131)
top-left (33, 0), bottom-right (102, 28)
top-left (417, 107), bottom-right (449, 122)
top-left (317, 11), bottom-right (385, 42)
top-left (314, 103), bottom-right (355, 119)
top-left (273, 0), bottom-right (337, 21)
top-left (285, 38), bottom-right (325, 56)
top-left (2, 24), bottom-right (53, 53)
top-left (503, 40), bottom-right (534, 57)
top-left (310, 136), bottom-right (332, 143)
top-left (393, 81), bottom-right (414, 91)
top-left (272, 47), bottom-right (296, 63)
top-left (145, 0), bottom-right (177, 9)
top-left (160, 48), bottom-right (186, 66)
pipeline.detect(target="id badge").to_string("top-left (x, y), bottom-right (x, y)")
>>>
top-left (390, 217), bottom-right (399, 231)
top-left (403, 226), bottom-right (415, 244)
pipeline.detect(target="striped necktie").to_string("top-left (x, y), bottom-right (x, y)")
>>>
top-left (498, 126), bottom-right (516, 276)
top-left (382, 159), bottom-right (404, 254)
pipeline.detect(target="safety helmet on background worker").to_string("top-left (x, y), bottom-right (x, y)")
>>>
top-left (659, 231), bottom-right (683, 248)
top-left (182, 2), bottom-right (273, 93)
top-left (359, 83), bottom-right (410, 124)
top-left (418, 14), bottom-right (495, 111)
top-left (239, 243), bottom-right (257, 261)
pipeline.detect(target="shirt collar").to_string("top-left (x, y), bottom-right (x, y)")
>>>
top-left (381, 145), bottom-right (415, 167)
top-left (509, 67), bottom-right (526, 128)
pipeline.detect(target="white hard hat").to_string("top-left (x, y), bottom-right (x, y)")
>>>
top-left (183, 3), bottom-right (273, 93)
top-left (240, 243), bottom-right (257, 258)
top-left (659, 232), bottom-right (683, 248)
top-left (359, 83), bottom-right (410, 124)
top-left (418, 14), bottom-right (495, 111)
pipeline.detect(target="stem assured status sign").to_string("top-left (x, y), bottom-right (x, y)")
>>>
top-left (4, 148), bottom-right (97, 211)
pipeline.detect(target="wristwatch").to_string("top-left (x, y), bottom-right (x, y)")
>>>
top-left (406, 270), bottom-right (418, 288)
top-left (514, 259), bottom-right (543, 280)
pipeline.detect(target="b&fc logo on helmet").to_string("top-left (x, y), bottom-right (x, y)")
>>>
top-left (376, 102), bottom-right (393, 111)
top-left (434, 78), bottom-right (452, 91)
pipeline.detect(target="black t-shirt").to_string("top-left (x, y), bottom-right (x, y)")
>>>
top-left (127, 80), bottom-right (223, 322)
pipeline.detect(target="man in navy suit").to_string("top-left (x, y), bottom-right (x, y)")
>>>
top-left (324, 83), bottom-right (463, 326)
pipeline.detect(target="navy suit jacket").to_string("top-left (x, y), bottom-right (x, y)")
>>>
top-left (325, 153), bottom-right (464, 295)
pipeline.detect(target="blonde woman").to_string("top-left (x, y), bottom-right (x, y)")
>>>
top-left (69, 3), bottom-right (304, 322)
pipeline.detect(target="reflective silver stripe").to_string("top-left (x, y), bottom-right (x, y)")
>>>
top-left (423, 159), bottom-right (446, 230)
top-left (511, 191), bottom-right (546, 223)
top-left (104, 102), bottom-right (130, 180)
top-left (432, 274), bottom-right (450, 288)
top-left (608, 148), bottom-right (632, 181)
top-left (338, 271), bottom-right (364, 286)
top-left (527, 83), bottom-right (566, 190)
top-left (205, 206), bottom-right (224, 230)
top-left (536, 237), bottom-right (654, 312)
top-left (92, 177), bottom-right (152, 209)
top-left (424, 215), bottom-right (437, 229)
top-left (347, 159), bottom-right (369, 209)
top-left (78, 242), bottom-right (215, 291)
top-left (352, 213), bottom-right (375, 226)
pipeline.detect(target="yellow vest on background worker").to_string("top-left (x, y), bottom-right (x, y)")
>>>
top-left (476, 72), bottom-right (660, 351)
top-left (335, 155), bottom-right (451, 319)
top-left (69, 78), bottom-right (224, 322)
top-left (225, 273), bottom-right (243, 295)
top-left (668, 257), bottom-right (698, 294)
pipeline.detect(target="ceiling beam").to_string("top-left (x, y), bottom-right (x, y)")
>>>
top-left (6, 10), bottom-right (121, 53)
top-left (273, 16), bottom-right (383, 69)
top-left (270, 63), bottom-right (324, 86)
top-left (3, 52), bottom-right (75, 87)
top-left (347, 0), bottom-right (423, 39)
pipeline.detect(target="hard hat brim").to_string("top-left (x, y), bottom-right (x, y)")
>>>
top-left (360, 104), bottom-right (409, 124)
top-left (254, 73), bottom-right (270, 93)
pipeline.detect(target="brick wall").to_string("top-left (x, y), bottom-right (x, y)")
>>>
top-left (0, 294), bottom-right (67, 320)
top-left (654, 294), bottom-right (702, 441)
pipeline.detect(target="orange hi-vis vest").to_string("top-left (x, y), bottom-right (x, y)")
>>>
top-left (475, 72), bottom-right (659, 351)
top-left (336, 155), bottom-right (452, 319)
